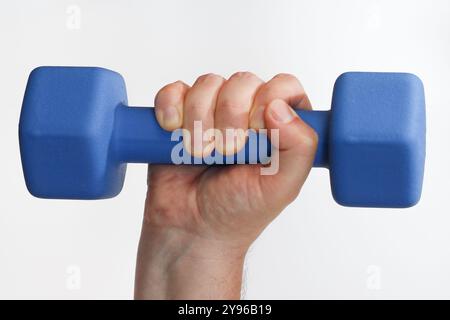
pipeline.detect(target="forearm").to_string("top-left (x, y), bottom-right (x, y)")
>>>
top-left (134, 222), bottom-right (247, 300)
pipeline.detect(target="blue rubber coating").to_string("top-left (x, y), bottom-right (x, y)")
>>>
top-left (19, 67), bottom-right (426, 207)
top-left (329, 72), bottom-right (425, 208)
top-left (115, 106), bottom-right (329, 167)
top-left (115, 106), bottom-right (272, 165)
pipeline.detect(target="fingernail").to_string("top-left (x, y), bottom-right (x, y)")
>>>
top-left (250, 105), bottom-right (266, 129)
top-left (162, 106), bottom-right (180, 129)
top-left (268, 99), bottom-right (295, 123)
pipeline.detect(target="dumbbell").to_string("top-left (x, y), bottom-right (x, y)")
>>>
top-left (19, 66), bottom-right (426, 207)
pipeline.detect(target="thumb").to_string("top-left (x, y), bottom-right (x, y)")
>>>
top-left (259, 99), bottom-right (318, 210)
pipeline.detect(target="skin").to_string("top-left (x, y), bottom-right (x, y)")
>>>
top-left (134, 72), bottom-right (318, 299)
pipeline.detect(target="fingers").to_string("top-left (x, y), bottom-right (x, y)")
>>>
top-left (259, 99), bottom-right (318, 206)
top-left (154, 81), bottom-right (189, 131)
top-left (183, 74), bottom-right (225, 157)
top-left (154, 73), bottom-right (315, 170)
top-left (215, 72), bottom-right (264, 155)
top-left (250, 73), bottom-right (311, 130)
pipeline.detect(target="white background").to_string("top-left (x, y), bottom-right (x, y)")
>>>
top-left (1, 0), bottom-right (449, 299)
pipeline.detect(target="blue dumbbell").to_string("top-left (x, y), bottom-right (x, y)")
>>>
top-left (19, 67), bottom-right (426, 207)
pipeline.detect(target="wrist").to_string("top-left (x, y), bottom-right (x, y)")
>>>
top-left (135, 222), bottom-right (248, 299)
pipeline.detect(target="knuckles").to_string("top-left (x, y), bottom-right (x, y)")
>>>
top-left (272, 73), bottom-right (298, 82)
top-left (156, 72), bottom-right (310, 131)
top-left (164, 80), bottom-right (188, 92)
top-left (156, 81), bottom-right (187, 100)
top-left (228, 71), bottom-right (259, 82)
top-left (195, 73), bottom-right (225, 85)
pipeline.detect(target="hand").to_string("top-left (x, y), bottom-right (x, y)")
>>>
top-left (134, 72), bottom-right (317, 299)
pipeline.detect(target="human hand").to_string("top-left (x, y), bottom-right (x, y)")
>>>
top-left (135, 72), bottom-right (317, 299)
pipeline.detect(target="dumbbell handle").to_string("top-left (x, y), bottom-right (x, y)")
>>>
top-left (114, 105), bottom-right (330, 167)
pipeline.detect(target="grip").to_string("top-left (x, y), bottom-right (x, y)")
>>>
top-left (114, 105), bottom-right (330, 167)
